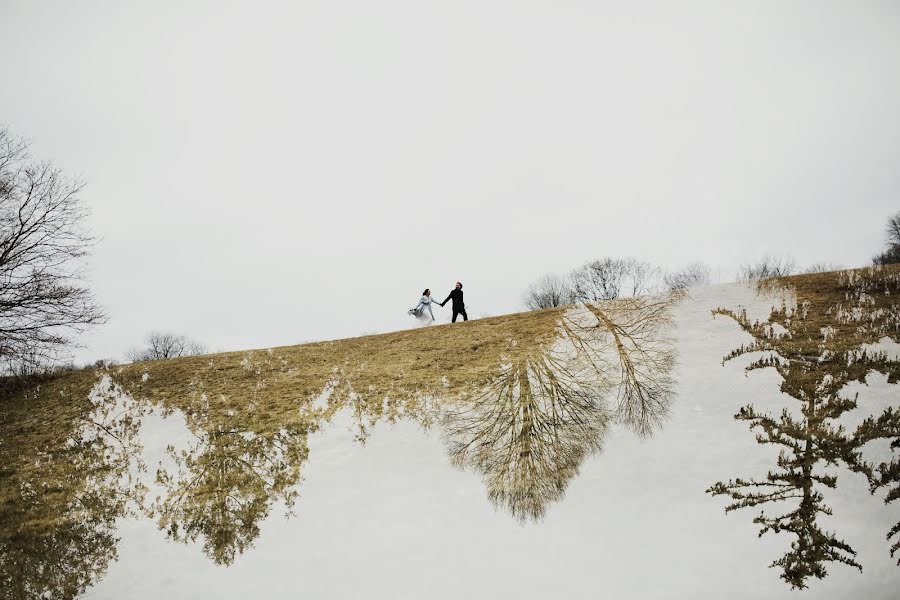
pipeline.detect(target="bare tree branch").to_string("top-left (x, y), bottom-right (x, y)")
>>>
top-left (0, 127), bottom-right (106, 372)
top-left (522, 273), bottom-right (572, 310)
top-left (127, 331), bottom-right (207, 363)
top-left (737, 255), bottom-right (797, 283)
top-left (568, 257), bottom-right (663, 302)
top-left (874, 211), bottom-right (900, 266)
top-left (664, 262), bottom-right (711, 291)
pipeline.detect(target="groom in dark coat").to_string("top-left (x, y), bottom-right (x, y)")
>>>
top-left (441, 282), bottom-right (468, 323)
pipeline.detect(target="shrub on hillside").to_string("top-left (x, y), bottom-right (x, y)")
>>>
top-left (664, 262), bottom-right (711, 291)
top-left (569, 258), bottom-right (662, 302)
top-left (804, 262), bottom-right (844, 274)
top-left (737, 255), bottom-right (797, 282)
top-left (127, 332), bottom-right (206, 363)
top-left (523, 273), bottom-right (572, 310)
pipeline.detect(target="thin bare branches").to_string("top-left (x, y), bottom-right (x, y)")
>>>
top-left (737, 255), bottom-right (797, 283)
top-left (569, 257), bottom-right (663, 303)
top-left (442, 294), bottom-right (678, 519)
top-left (566, 295), bottom-right (678, 437)
top-left (0, 127), bottom-right (105, 372)
top-left (127, 332), bottom-right (207, 363)
top-left (874, 211), bottom-right (900, 265)
top-left (522, 273), bottom-right (572, 310)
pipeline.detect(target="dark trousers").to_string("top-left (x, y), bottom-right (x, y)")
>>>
top-left (452, 307), bottom-right (468, 322)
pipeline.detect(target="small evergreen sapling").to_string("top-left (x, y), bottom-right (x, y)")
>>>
top-left (707, 267), bottom-right (900, 588)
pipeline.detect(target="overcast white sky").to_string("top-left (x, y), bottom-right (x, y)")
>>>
top-left (2, 1), bottom-right (899, 363)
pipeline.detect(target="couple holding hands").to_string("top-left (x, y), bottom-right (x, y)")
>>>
top-left (409, 282), bottom-right (467, 323)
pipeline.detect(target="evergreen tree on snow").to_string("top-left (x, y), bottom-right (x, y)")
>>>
top-left (708, 267), bottom-right (900, 589)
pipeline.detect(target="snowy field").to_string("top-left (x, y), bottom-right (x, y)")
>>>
top-left (73, 282), bottom-right (898, 599)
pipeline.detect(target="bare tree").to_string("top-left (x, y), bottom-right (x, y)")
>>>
top-left (803, 262), bottom-right (844, 274)
top-left (568, 257), bottom-right (662, 302)
top-left (0, 127), bottom-right (105, 372)
top-left (442, 294), bottom-right (677, 520)
top-left (522, 273), bottom-right (572, 310)
top-left (664, 262), bottom-right (711, 291)
top-left (874, 211), bottom-right (900, 265)
top-left (570, 258), bottom-right (626, 302)
top-left (127, 331), bottom-right (207, 362)
top-left (737, 255), bottom-right (797, 282)
top-left (560, 296), bottom-right (678, 437)
top-left (887, 211), bottom-right (900, 247)
top-left (625, 260), bottom-right (662, 297)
